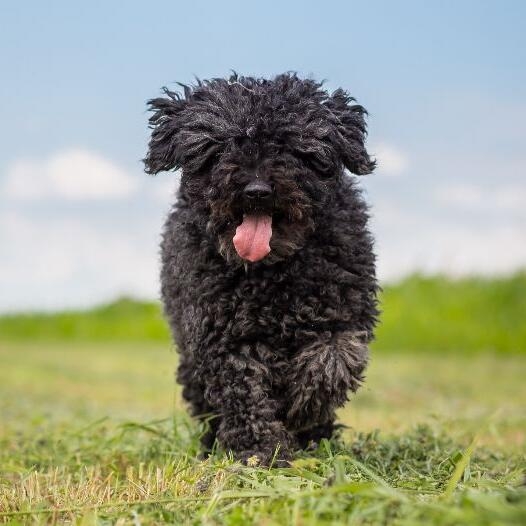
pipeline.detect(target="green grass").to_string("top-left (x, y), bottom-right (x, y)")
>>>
top-left (0, 274), bottom-right (524, 522)
top-left (0, 342), bottom-right (524, 524)
top-left (0, 299), bottom-right (170, 343)
top-left (1, 272), bottom-right (525, 353)
top-left (375, 272), bottom-right (526, 354)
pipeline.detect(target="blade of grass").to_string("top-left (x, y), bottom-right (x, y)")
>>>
top-left (442, 434), bottom-right (478, 499)
top-left (347, 457), bottom-right (408, 501)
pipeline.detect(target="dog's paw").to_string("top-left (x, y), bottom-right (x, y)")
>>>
top-left (286, 332), bottom-right (369, 428)
top-left (286, 377), bottom-right (335, 429)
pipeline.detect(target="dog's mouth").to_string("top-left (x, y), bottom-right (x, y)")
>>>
top-left (233, 213), bottom-right (273, 262)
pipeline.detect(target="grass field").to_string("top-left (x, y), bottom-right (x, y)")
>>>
top-left (1, 274), bottom-right (525, 523)
top-left (0, 342), bottom-right (524, 524)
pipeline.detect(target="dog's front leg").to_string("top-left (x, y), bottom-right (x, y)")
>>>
top-left (203, 345), bottom-right (294, 466)
top-left (286, 331), bottom-right (369, 431)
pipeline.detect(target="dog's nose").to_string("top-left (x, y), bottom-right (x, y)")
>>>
top-left (244, 181), bottom-right (273, 200)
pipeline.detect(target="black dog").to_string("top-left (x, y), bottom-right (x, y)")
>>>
top-left (144, 73), bottom-right (378, 466)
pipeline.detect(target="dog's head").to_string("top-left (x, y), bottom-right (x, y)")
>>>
top-left (145, 73), bottom-right (374, 265)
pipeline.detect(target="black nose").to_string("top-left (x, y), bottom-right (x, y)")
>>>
top-left (244, 181), bottom-right (273, 200)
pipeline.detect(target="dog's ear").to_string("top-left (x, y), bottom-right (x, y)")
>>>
top-left (325, 89), bottom-right (375, 175)
top-left (144, 88), bottom-right (187, 174)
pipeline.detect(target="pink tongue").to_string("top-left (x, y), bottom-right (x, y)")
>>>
top-left (233, 214), bottom-right (272, 262)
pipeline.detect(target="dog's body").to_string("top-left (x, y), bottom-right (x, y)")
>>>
top-left (145, 73), bottom-right (378, 465)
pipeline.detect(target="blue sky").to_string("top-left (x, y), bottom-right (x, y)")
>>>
top-left (1, 1), bottom-right (525, 310)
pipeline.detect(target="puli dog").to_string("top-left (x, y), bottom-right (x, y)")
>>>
top-left (144, 73), bottom-right (378, 466)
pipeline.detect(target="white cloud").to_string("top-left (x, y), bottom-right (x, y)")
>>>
top-left (0, 210), bottom-right (161, 311)
top-left (372, 200), bottom-right (526, 281)
top-left (377, 223), bottom-right (526, 280)
top-left (435, 182), bottom-right (526, 212)
top-left (3, 149), bottom-right (138, 201)
top-left (372, 143), bottom-right (408, 176)
top-left (435, 183), bottom-right (483, 207)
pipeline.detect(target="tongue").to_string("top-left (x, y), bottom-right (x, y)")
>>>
top-left (233, 214), bottom-right (272, 262)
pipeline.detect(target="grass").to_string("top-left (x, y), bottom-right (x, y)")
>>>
top-left (375, 272), bottom-right (526, 354)
top-left (0, 342), bottom-right (524, 524)
top-left (0, 299), bottom-right (168, 343)
top-left (1, 272), bottom-right (525, 353)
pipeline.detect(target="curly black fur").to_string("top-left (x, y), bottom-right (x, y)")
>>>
top-left (144, 72), bottom-right (378, 466)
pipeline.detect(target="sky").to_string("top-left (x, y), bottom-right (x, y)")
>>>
top-left (1, 0), bottom-right (525, 311)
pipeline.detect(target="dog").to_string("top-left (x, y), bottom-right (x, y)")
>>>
top-left (144, 73), bottom-right (378, 466)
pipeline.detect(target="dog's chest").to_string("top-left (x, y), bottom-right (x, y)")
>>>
top-left (195, 267), bottom-right (334, 354)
